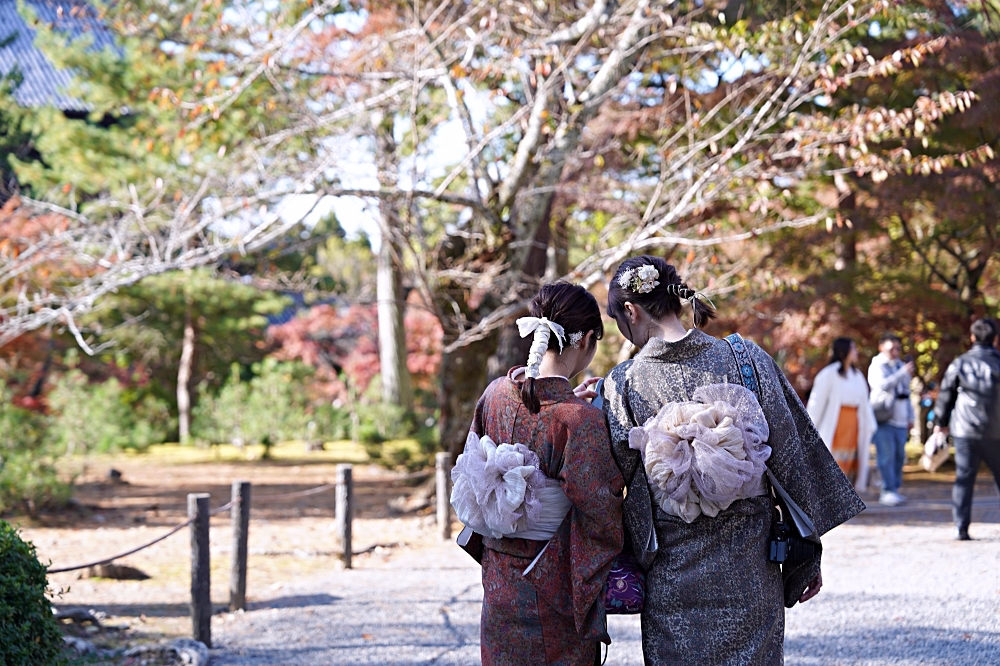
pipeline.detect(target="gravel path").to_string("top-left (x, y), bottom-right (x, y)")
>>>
top-left (212, 485), bottom-right (1000, 665)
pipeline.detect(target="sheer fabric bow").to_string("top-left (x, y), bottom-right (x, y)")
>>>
top-left (516, 317), bottom-right (567, 378)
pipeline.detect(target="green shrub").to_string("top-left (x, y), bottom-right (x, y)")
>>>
top-left (193, 360), bottom-right (311, 446)
top-left (48, 371), bottom-right (168, 453)
top-left (0, 454), bottom-right (72, 515)
top-left (0, 389), bottom-right (69, 514)
top-left (309, 403), bottom-right (353, 442)
top-left (356, 404), bottom-right (442, 470)
top-left (192, 366), bottom-right (250, 446)
top-left (356, 402), bottom-right (412, 446)
top-left (0, 521), bottom-right (64, 665)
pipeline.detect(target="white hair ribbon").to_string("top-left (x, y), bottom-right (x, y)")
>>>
top-left (516, 316), bottom-right (566, 378)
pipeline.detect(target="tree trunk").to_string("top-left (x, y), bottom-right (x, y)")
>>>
top-left (177, 305), bottom-right (195, 444)
top-left (440, 334), bottom-right (497, 460)
top-left (482, 2), bottom-right (651, 374)
top-left (551, 212), bottom-right (571, 277)
top-left (373, 112), bottom-right (413, 410)
top-left (834, 191), bottom-right (857, 271)
top-left (486, 204), bottom-right (553, 380)
top-left (377, 237), bottom-right (412, 409)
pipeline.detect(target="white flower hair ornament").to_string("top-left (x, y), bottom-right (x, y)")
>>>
top-left (516, 316), bottom-right (566, 378)
top-left (568, 332), bottom-right (585, 349)
top-left (617, 265), bottom-right (660, 294)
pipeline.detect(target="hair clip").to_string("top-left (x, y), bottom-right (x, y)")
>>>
top-left (568, 332), bottom-right (584, 349)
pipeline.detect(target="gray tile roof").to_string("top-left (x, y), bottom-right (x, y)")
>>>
top-left (0, 0), bottom-right (117, 110)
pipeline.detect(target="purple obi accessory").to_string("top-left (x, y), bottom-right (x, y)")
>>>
top-left (604, 551), bottom-right (645, 615)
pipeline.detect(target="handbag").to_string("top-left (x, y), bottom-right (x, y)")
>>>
top-left (920, 431), bottom-right (950, 472)
top-left (603, 550), bottom-right (646, 614)
top-left (872, 392), bottom-right (895, 424)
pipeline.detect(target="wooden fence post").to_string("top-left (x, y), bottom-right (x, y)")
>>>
top-left (229, 481), bottom-right (251, 612)
top-left (436, 452), bottom-right (452, 540)
top-left (188, 493), bottom-right (212, 647)
top-left (335, 464), bottom-right (353, 569)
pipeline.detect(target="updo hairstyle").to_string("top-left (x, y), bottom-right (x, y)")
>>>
top-left (520, 282), bottom-right (604, 414)
top-left (607, 255), bottom-right (717, 330)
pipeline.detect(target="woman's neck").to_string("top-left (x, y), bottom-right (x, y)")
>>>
top-left (649, 315), bottom-right (688, 343)
top-left (537, 353), bottom-right (573, 379)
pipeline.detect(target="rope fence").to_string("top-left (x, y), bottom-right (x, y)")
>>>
top-left (253, 483), bottom-right (336, 501)
top-left (42, 459), bottom-right (459, 648)
top-left (48, 517), bottom-right (196, 574)
top-left (48, 500), bottom-right (237, 574)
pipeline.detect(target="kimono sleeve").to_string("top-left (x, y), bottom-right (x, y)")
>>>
top-left (750, 344), bottom-right (865, 607)
top-left (752, 344), bottom-right (865, 536)
top-left (601, 363), bottom-right (658, 569)
top-left (523, 405), bottom-right (623, 642)
top-left (558, 407), bottom-right (624, 637)
top-left (602, 363), bottom-right (641, 483)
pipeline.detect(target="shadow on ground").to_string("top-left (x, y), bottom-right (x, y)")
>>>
top-left (785, 626), bottom-right (1000, 665)
top-left (851, 472), bottom-right (1000, 526)
top-left (249, 594), bottom-right (342, 610)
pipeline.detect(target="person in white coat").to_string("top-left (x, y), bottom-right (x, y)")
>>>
top-left (807, 338), bottom-right (878, 492)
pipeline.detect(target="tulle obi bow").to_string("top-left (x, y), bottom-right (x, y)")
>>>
top-left (628, 383), bottom-right (772, 523)
top-left (451, 431), bottom-right (572, 540)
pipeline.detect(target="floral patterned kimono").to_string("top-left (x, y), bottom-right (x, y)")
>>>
top-left (468, 368), bottom-right (624, 666)
top-left (603, 330), bottom-right (865, 666)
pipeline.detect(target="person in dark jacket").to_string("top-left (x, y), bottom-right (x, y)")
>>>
top-left (934, 318), bottom-right (1000, 540)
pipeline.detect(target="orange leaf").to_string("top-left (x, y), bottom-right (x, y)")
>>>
top-left (182, 12), bottom-right (193, 28)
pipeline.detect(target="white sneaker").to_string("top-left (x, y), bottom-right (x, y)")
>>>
top-left (879, 491), bottom-right (903, 507)
top-left (895, 492), bottom-right (907, 503)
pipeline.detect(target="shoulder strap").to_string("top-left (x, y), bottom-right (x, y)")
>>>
top-left (724, 332), bottom-right (762, 398)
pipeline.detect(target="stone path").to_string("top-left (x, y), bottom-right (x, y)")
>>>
top-left (211, 481), bottom-right (1000, 665)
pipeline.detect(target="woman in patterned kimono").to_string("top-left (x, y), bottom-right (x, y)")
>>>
top-left (452, 283), bottom-right (624, 666)
top-left (601, 255), bottom-right (865, 666)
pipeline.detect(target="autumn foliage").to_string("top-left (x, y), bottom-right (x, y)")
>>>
top-left (268, 301), bottom-right (443, 402)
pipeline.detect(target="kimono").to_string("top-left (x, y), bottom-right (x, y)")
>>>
top-left (469, 367), bottom-right (624, 666)
top-left (806, 363), bottom-right (878, 491)
top-left (602, 330), bottom-right (865, 666)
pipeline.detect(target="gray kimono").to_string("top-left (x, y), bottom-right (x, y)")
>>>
top-left (603, 329), bottom-right (865, 666)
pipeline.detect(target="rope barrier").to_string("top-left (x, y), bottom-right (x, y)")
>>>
top-left (253, 483), bottom-right (336, 501)
top-left (48, 516), bottom-right (196, 574)
top-left (210, 499), bottom-right (237, 515)
top-left (46, 469), bottom-right (401, 575)
top-left (48, 499), bottom-right (236, 574)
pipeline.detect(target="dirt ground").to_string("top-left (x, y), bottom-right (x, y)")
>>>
top-left (10, 442), bottom-right (446, 659)
top-left (9, 444), bottom-right (999, 663)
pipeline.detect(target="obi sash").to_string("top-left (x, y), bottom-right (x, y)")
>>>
top-left (451, 431), bottom-right (573, 542)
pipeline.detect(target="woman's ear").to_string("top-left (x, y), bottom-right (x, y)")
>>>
top-left (624, 302), bottom-right (637, 324)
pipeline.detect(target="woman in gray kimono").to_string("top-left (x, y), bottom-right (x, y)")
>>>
top-left (601, 255), bottom-right (864, 665)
